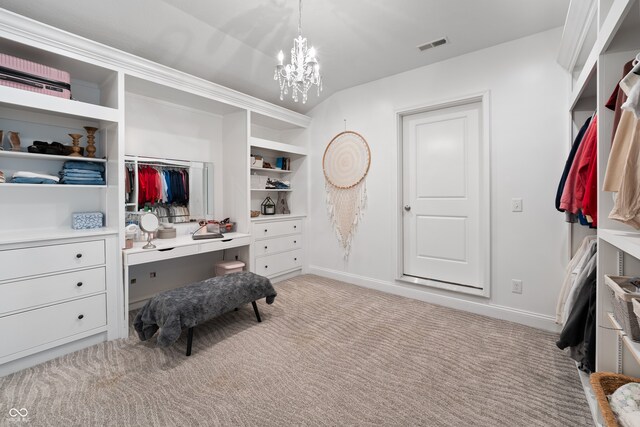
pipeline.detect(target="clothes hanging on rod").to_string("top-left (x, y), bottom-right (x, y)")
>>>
top-left (557, 113), bottom-right (598, 227)
top-left (603, 58), bottom-right (640, 229)
top-left (556, 237), bottom-right (597, 373)
top-left (556, 235), bottom-right (597, 325)
top-left (137, 165), bottom-right (189, 206)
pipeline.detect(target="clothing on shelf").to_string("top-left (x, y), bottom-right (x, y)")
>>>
top-left (151, 204), bottom-right (190, 223)
top-left (606, 60), bottom-right (635, 139)
top-left (0, 170), bottom-right (4, 183)
top-left (558, 113), bottom-right (598, 227)
top-left (603, 58), bottom-right (640, 229)
top-left (59, 161), bottom-right (105, 185)
top-left (10, 171), bottom-right (60, 184)
top-left (556, 239), bottom-right (597, 373)
top-left (125, 163), bottom-right (133, 203)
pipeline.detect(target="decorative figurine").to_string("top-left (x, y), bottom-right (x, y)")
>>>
top-left (84, 126), bottom-right (98, 158)
top-left (68, 133), bottom-right (83, 157)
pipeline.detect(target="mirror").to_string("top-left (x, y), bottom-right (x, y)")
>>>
top-left (140, 212), bottom-right (159, 249)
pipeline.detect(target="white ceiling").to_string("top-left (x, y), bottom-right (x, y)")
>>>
top-left (0, 0), bottom-right (569, 114)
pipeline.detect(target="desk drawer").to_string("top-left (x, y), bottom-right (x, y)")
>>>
top-left (255, 235), bottom-right (302, 257)
top-left (0, 294), bottom-right (106, 359)
top-left (0, 240), bottom-right (105, 282)
top-left (255, 249), bottom-right (303, 277)
top-left (0, 267), bottom-right (105, 315)
top-left (126, 244), bottom-right (199, 266)
top-left (254, 219), bottom-right (302, 239)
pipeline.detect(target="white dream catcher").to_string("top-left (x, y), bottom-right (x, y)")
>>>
top-left (323, 130), bottom-right (371, 258)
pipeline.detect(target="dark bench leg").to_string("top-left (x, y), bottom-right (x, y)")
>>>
top-left (186, 327), bottom-right (194, 356)
top-left (251, 301), bottom-right (262, 323)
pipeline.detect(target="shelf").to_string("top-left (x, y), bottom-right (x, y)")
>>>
top-left (607, 312), bottom-right (640, 366)
top-left (250, 137), bottom-right (307, 156)
top-left (250, 167), bottom-right (291, 173)
top-left (575, 362), bottom-right (602, 427)
top-left (251, 213), bottom-right (306, 222)
top-left (0, 151), bottom-right (107, 163)
top-left (0, 183), bottom-right (106, 188)
top-left (0, 227), bottom-right (118, 245)
top-left (0, 85), bottom-right (119, 123)
top-left (599, 228), bottom-right (640, 260)
top-left (251, 189), bottom-right (292, 192)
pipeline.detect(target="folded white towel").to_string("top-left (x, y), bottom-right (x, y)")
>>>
top-left (12, 171), bottom-right (60, 182)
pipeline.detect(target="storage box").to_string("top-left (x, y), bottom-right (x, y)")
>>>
top-left (591, 372), bottom-right (640, 427)
top-left (71, 212), bottom-right (103, 229)
top-left (0, 53), bottom-right (71, 99)
top-left (605, 275), bottom-right (640, 341)
top-left (214, 260), bottom-right (245, 276)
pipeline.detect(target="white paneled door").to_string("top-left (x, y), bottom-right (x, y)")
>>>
top-left (402, 100), bottom-right (489, 292)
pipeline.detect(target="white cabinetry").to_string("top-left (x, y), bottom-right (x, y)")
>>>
top-left (252, 216), bottom-right (305, 279)
top-left (560, 0), bottom-right (640, 424)
top-left (0, 235), bottom-right (118, 373)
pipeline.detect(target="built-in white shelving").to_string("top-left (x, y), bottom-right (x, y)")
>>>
top-left (0, 151), bottom-right (107, 163)
top-left (0, 183), bottom-right (106, 188)
top-left (250, 167), bottom-right (290, 173)
top-left (250, 137), bottom-right (308, 156)
top-left (599, 228), bottom-right (640, 260)
top-left (0, 85), bottom-right (119, 123)
top-left (250, 189), bottom-right (292, 192)
top-left (251, 213), bottom-right (306, 222)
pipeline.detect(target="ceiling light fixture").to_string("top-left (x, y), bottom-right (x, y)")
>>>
top-left (274, 0), bottom-right (322, 104)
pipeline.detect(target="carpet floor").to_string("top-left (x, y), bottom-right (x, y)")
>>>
top-left (1, 274), bottom-right (591, 426)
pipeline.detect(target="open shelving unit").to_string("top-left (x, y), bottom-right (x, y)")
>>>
top-left (559, 0), bottom-right (640, 424)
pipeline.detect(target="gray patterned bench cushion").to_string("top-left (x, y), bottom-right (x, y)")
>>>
top-left (133, 272), bottom-right (276, 347)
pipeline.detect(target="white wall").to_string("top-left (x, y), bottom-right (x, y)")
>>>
top-left (306, 28), bottom-right (569, 330)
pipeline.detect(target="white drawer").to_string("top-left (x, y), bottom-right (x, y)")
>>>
top-left (254, 219), bottom-right (302, 239)
top-left (126, 244), bottom-right (199, 266)
top-left (255, 249), bottom-right (303, 277)
top-left (0, 294), bottom-right (106, 359)
top-left (254, 234), bottom-right (302, 257)
top-left (0, 267), bottom-right (106, 315)
top-left (0, 240), bottom-right (105, 282)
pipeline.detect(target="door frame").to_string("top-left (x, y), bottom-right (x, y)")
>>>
top-left (395, 91), bottom-right (492, 297)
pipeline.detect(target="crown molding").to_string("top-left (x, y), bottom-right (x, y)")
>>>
top-left (557, 0), bottom-right (597, 71)
top-left (0, 8), bottom-right (311, 128)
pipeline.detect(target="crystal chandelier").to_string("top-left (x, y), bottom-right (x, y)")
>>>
top-left (274, 0), bottom-right (322, 104)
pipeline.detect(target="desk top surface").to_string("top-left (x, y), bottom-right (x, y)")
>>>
top-left (123, 232), bottom-right (251, 255)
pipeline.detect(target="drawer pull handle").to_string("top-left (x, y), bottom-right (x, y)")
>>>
top-left (294, 240), bottom-right (297, 244)
top-left (76, 253), bottom-right (83, 259)
top-left (264, 246), bottom-right (268, 249)
top-left (265, 265), bottom-right (268, 269)
top-left (294, 258), bottom-right (297, 261)
top-left (264, 229), bottom-right (268, 233)
top-left (78, 314), bottom-right (84, 320)
top-left (76, 282), bottom-right (83, 287)
top-left (294, 225), bottom-right (297, 229)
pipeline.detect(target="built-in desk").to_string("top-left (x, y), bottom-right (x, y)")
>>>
top-left (121, 232), bottom-right (251, 336)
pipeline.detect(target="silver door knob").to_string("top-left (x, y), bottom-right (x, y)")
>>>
top-left (404, 205), bottom-right (411, 211)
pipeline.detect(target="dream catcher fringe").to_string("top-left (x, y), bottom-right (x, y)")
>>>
top-left (323, 131), bottom-right (371, 258)
top-left (325, 179), bottom-right (367, 258)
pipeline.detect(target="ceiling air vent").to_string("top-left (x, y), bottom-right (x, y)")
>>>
top-left (418, 37), bottom-right (448, 52)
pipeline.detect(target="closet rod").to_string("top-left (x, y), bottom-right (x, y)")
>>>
top-left (135, 162), bottom-right (190, 169)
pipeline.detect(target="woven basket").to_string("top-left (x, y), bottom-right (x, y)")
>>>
top-left (591, 372), bottom-right (640, 427)
top-left (605, 275), bottom-right (640, 341)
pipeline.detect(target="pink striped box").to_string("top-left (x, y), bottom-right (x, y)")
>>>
top-left (0, 53), bottom-right (71, 99)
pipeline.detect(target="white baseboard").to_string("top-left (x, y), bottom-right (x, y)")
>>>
top-left (308, 265), bottom-right (559, 332)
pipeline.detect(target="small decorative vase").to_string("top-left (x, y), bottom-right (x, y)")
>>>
top-left (83, 126), bottom-right (98, 158)
top-left (68, 133), bottom-right (83, 157)
top-left (8, 131), bottom-right (20, 152)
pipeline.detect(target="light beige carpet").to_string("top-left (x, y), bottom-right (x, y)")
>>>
top-left (1, 275), bottom-right (590, 426)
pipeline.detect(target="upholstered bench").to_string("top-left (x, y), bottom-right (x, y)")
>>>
top-left (133, 272), bottom-right (277, 355)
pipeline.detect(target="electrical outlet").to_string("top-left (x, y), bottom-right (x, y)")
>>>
top-left (130, 278), bottom-right (136, 284)
top-left (511, 198), bottom-right (523, 212)
top-left (150, 272), bottom-right (156, 278)
top-left (512, 279), bottom-right (523, 294)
